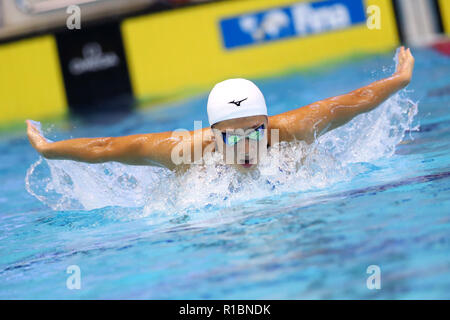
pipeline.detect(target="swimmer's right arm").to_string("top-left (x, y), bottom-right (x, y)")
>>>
top-left (26, 120), bottom-right (213, 170)
top-left (271, 46), bottom-right (415, 143)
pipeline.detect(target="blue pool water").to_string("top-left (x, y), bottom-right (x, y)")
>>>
top-left (1, 48), bottom-right (449, 299)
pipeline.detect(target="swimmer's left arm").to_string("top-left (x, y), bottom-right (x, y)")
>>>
top-left (27, 120), bottom-right (213, 170)
top-left (271, 47), bottom-right (414, 143)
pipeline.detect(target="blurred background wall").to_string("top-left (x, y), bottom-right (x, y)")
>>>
top-left (0, 0), bottom-right (448, 129)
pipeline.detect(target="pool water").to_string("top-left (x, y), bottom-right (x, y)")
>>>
top-left (1, 47), bottom-right (449, 299)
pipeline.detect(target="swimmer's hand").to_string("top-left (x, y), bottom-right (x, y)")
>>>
top-left (26, 120), bottom-right (50, 156)
top-left (394, 46), bottom-right (415, 88)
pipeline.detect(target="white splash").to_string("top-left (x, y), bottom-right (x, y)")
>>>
top-left (25, 89), bottom-right (418, 216)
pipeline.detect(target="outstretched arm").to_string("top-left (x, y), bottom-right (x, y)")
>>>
top-left (27, 121), bottom-right (213, 170)
top-left (270, 47), bottom-right (415, 143)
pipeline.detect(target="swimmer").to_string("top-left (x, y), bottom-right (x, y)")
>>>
top-left (27, 47), bottom-right (414, 172)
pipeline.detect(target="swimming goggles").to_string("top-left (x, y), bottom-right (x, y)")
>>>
top-left (221, 124), bottom-right (265, 146)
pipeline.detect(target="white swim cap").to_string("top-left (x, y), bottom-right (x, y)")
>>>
top-left (207, 78), bottom-right (268, 126)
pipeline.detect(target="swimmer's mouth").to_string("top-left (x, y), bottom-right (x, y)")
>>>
top-left (240, 158), bottom-right (255, 168)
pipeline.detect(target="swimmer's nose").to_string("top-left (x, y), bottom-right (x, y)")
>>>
top-left (244, 138), bottom-right (250, 154)
top-left (243, 153), bottom-right (257, 164)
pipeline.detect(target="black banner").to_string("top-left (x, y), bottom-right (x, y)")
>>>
top-left (55, 22), bottom-right (134, 119)
top-left (1, 300), bottom-right (448, 318)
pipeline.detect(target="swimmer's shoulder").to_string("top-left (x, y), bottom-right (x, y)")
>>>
top-left (267, 114), bottom-right (292, 145)
top-left (268, 112), bottom-right (314, 144)
top-left (200, 127), bottom-right (216, 152)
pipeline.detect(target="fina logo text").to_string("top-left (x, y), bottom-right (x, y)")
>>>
top-left (220, 0), bottom-right (366, 49)
top-left (69, 42), bottom-right (120, 76)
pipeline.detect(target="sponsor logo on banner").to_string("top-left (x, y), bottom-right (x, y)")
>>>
top-left (56, 23), bottom-right (133, 116)
top-left (220, 0), bottom-right (366, 49)
top-left (69, 42), bottom-right (120, 76)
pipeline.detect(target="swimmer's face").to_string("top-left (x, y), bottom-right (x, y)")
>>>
top-left (212, 115), bottom-right (269, 171)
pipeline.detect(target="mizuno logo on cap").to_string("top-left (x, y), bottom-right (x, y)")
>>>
top-left (228, 98), bottom-right (248, 107)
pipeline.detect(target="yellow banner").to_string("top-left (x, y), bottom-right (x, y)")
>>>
top-left (121, 0), bottom-right (399, 103)
top-left (0, 36), bottom-right (67, 126)
top-left (439, 0), bottom-right (450, 35)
